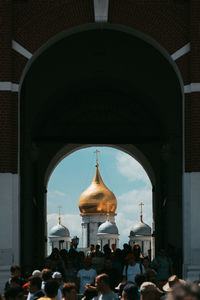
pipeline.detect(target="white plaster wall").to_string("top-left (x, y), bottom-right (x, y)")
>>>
top-left (82, 214), bottom-right (115, 247)
top-left (97, 233), bottom-right (119, 249)
top-left (0, 173), bottom-right (19, 293)
top-left (49, 236), bottom-right (70, 251)
top-left (183, 172), bottom-right (200, 281)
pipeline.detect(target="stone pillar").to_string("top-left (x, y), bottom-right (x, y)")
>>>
top-left (0, 174), bottom-right (19, 293)
top-left (183, 173), bottom-right (200, 281)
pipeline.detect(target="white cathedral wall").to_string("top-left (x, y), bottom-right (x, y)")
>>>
top-left (183, 172), bottom-right (200, 281)
top-left (97, 234), bottom-right (119, 249)
top-left (0, 173), bottom-right (20, 293)
top-left (82, 214), bottom-right (115, 247)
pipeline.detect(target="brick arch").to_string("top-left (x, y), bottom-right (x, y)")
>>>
top-left (19, 24), bottom-right (183, 273)
top-left (19, 23), bottom-right (184, 92)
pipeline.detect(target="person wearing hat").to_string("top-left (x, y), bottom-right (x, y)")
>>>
top-left (162, 275), bottom-right (186, 293)
top-left (32, 271), bottom-right (42, 278)
top-left (76, 258), bottom-right (97, 295)
top-left (140, 281), bottom-right (163, 300)
top-left (122, 253), bottom-right (144, 283)
top-left (28, 276), bottom-right (44, 300)
top-left (52, 272), bottom-right (63, 300)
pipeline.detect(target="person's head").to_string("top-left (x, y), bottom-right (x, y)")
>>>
top-left (163, 275), bottom-right (187, 293)
top-left (41, 269), bottom-right (52, 281)
top-left (5, 286), bottom-right (24, 300)
top-left (52, 272), bottom-right (62, 284)
top-left (132, 243), bottom-right (141, 256)
top-left (90, 244), bottom-right (95, 251)
top-left (144, 269), bottom-right (157, 284)
top-left (66, 260), bottom-right (74, 269)
top-left (95, 274), bottom-right (110, 293)
top-left (111, 244), bottom-right (116, 252)
top-left (134, 274), bottom-right (146, 287)
top-left (44, 280), bottom-right (59, 298)
top-left (143, 258), bottom-right (150, 269)
top-left (140, 282), bottom-right (163, 300)
top-left (95, 244), bottom-right (100, 252)
top-left (104, 258), bottom-right (112, 269)
top-left (122, 283), bottom-right (138, 300)
top-left (10, 266), bottom-right (21, 278)
top-left (32, 270), bottom-right (41, 278)
top-left (159, 249), bottom-right (166, 257)
top-left (125, 253), bottom-right (136, 266)
top-left (83, 258), bottom-right (92, 270)
top-left (83, 288), bottom-right (98, 300)
top-left (78, 251), bottom-right (85, 262)
top-left (62, 283), bottom-right (77, 300)
top-left (29, 276), bottom-right (42, 294)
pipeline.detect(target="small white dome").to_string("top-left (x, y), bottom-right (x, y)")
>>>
top-left (97, 220), bottom-right (119, 235)
top-left (49, 223), bottom-right (70, 237)
top-left (130, 222), bottom-right (151, 237)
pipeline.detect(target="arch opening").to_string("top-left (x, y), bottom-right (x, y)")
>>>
top-left (46, 145), bottom-right (153, 256)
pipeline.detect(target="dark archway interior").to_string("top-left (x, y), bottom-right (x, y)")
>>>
top-left (20, 26), bottom-right (182, 274)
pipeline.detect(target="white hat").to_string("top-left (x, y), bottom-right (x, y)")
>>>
top-left (32, 270), bottom-right (41, 277)
top-left (52, 271), bottom-right (62, 279)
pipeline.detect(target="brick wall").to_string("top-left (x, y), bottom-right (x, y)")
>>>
top-left (0, 0), bottom-right (199, 172)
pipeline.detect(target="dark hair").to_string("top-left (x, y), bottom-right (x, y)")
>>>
top-left (134, 274), bottom-right (146, 287)
top-left (83, 288), bottom-right (98, 300)
top-left (10, 265), bottom-right (20, 273)
top-left (29, 276), bottom-right (42, 289)
top-left (123, 283), bottom-right (138, 300)
top-left (5, 286), bottom-right (24, 300)
top-left (41, 269), bottom-right (52, 281)
top-left (97, 273), bottom-right (110, 286)
top-left (62, 282), bottom-right (77, 295)
top-left (45, 280), bottom-right (59, 298)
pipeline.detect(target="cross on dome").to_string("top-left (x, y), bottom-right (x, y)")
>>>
top-left (139, 202), bottom-right (144, 223)
top-left (58, 205), bottom-right (62, 225)
top-left (94, 149), bottom-right (100, 167)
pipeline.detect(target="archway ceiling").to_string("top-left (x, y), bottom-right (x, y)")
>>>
top-left (21, 28), bottom-right (182, 144)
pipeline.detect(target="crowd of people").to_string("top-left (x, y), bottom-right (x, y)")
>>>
top-left (2, 243), bottom-right (200, 300)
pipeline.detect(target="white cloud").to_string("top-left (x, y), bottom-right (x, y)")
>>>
top-left (116, 152), bottom-right (151, 186)
top-left (48, 190), bottom-right (66, 198)
top-left (116, 188), bottom-right (152, 247)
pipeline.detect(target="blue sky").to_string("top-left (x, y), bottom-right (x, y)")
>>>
top-left (47, 146), bottom-right (152, 249)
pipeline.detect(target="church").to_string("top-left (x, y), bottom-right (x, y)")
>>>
top-left (0, 0), bottom-right (200, 291)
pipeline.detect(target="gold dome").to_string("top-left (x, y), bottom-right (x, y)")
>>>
top-left (79, 164), bottom-right (117, 215)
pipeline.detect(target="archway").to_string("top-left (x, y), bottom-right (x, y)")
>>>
top-left (19, 24), bottom-right (183, 274)
top-left (46, 145), bottom-right (153, 253)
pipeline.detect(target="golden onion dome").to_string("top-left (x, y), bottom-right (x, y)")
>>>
top-left (79, 164), bottom-right (117, 215)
